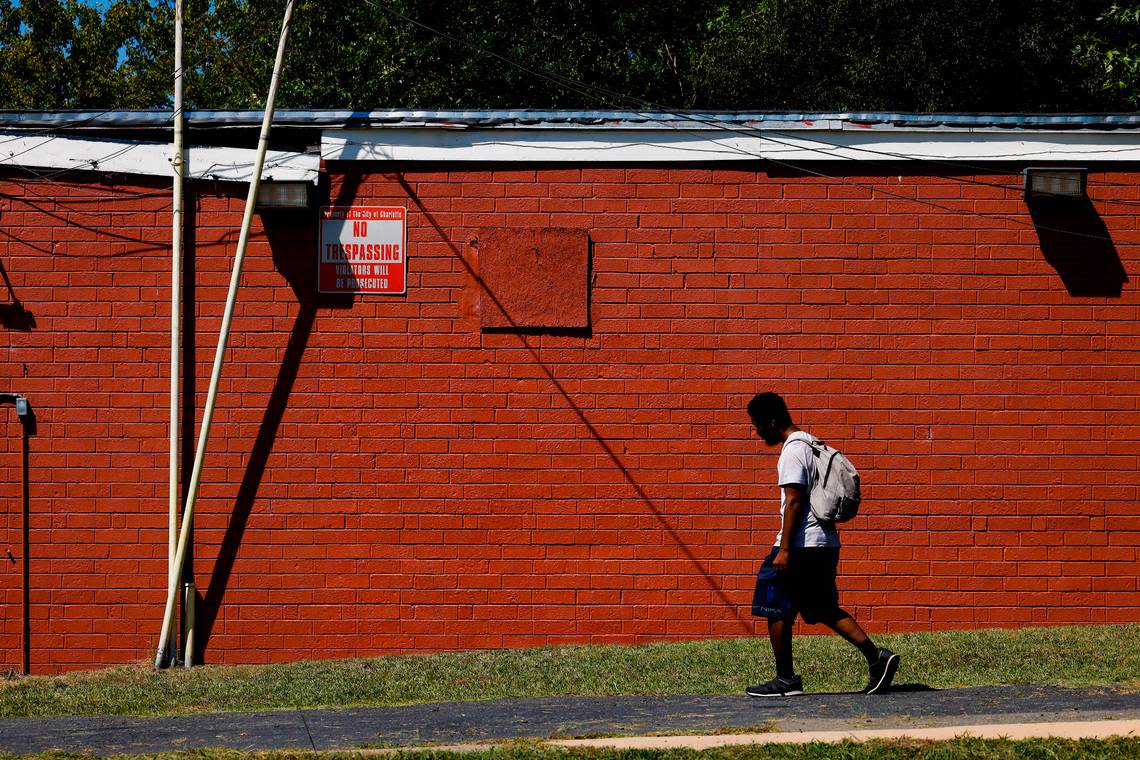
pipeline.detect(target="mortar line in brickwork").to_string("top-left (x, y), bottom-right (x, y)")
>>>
top-left (618, 123), bottom-right (1122, 242)
top-left (398, 174), bottom-right (753, 634)
top-left (2, 178), bottom-right (171, 205)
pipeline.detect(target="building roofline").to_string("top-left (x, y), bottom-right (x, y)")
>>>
top-left (6, 110), bottom-right (1140, 175)
top-left (4, 109), bottom-right (1140, 131)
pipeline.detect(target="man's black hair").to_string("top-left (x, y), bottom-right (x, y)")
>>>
top-left (747, 392), bottom-right (793, 428)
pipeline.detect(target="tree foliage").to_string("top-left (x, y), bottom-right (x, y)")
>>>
top-left (0, 0), bottom-right (1133, 111)
top-left (695, 0), bottom-right (1110, 111)
top-left (1078, 1), bottom-right (1140, 109)
top-left (0, 0), bottom-right (148, 108)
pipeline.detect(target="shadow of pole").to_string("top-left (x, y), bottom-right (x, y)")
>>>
top-left (397, 173), bottom-right (752, 635)
top-left (193, 175), bottom-right (356, 661)
top-left (192, 168), bottom-right (752, 659)
top-left (195, 300), bottom-right (318, 660)
top-left (179, 186), bottom-right (198, 655)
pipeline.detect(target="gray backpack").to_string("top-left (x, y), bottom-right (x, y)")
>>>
top-left (796, 437), bottom-right (861, 523)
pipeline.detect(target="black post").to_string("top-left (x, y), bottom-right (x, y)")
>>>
top-left (21, 426), bottom-right (28, 676)
top-left (1, 393), bottom-right (34, 675)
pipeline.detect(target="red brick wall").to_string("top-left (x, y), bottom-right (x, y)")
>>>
top-left (1, 163), bottom-right (1138, 673)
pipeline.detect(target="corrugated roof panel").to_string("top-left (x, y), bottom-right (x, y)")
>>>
top-left (3, 110), bottom-right (1140, 131)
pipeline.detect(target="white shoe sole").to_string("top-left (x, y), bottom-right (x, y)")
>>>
top-left (866, 653), bottom-right (900, 694)
top-left (747, 689), bottom-right (804, 697)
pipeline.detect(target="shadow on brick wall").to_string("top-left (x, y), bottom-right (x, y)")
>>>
top-left (397, 172), bottom-right (752, 636)
top-left (189, 176), bottom-right (356, 664)
top-left (1028, 196), bottom-right (1127, 297)
top-left (764, 162), bottom-right (1129, 297)
top-left (0, 256), bottom-right (34, 331)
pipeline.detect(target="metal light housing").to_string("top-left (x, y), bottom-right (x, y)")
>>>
top-left (1024, 168), bottom-right (1087, 200)
top-left (256, 181), bottom-right (311, 209)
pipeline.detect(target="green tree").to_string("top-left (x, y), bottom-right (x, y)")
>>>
top-left (148, 0), bottom-right (712, 110)
top-left (1078, 2), bottom-right (1140, 109)
top-left (693, 0), bottom-right (1109, 111)
top-left (0, 0), bottom-right (142, 108)
top-left (0, 0), bottom-right (1133, 113)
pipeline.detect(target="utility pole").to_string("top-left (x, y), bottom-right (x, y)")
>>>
top-left (167, 0), bottom-right (186, 670)
top-left (155, 0), bottom-right (298, 669)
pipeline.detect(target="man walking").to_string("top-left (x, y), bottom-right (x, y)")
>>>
top-left (745, 392), bottom-right (900, 697)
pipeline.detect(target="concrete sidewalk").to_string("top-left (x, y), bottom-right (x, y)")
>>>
top-left (0, 685), bottom-right (1137, 756)
top-left (554, 719), bottom-right (1140, 750)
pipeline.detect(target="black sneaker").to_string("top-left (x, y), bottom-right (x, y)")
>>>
top-left (865, 648), bottom-right (900, 694)
top-left (746, 675), bottom-right (804, 697)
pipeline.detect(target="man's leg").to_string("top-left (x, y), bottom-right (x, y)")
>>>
top-left (748, 547), bottom-right (804, 696)
top-left (746, 615), bottom-right (803, 697)
top-left (824, 611), bottom-right (900, 694)
top-left (827, 613), bottom-right (880, 662)
top-left (769, 616), bottom-right (795, 678)
top-left (806, 549), bottom-right (900, 694)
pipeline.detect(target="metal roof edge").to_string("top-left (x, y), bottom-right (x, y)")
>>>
top-left (3, 110), bottom-right (1140, 130)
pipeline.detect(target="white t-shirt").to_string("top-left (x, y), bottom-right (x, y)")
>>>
top-left (774, 431), bottom-right (840, 548)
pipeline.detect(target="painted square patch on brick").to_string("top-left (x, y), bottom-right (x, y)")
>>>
top-left (476, 228), bottom-right (589, 330)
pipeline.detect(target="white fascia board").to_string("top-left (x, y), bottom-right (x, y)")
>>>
top-left (188, 145), bottom-right (318, 182)
top-left (0, 133), bottom-right (319, 182)
top-left (322, 127), bottom-right (1140, 163)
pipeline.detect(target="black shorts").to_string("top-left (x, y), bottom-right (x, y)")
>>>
top-left (751, 546), bottom-right (842, 624)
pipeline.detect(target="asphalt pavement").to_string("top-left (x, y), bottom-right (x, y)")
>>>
top-left (0, 684), bottom-right (1138, 755)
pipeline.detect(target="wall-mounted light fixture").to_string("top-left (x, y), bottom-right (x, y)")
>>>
top-left (256, 181), bottom-right (312, 209)
top-left (1024, 168), bottom-right (1087, 200)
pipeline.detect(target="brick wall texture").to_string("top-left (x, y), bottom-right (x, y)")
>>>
top-left (1, 163), bottom-right (1138, 673)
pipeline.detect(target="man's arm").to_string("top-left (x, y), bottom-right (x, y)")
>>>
top-left (773, 483), bottom-right (805, 574)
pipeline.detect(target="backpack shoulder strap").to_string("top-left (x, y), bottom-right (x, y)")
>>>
top-left (789, 435), bottom-right (824, 456)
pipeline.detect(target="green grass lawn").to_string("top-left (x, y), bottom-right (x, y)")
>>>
top-left (0, 624), bottom-right (1137, 718)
